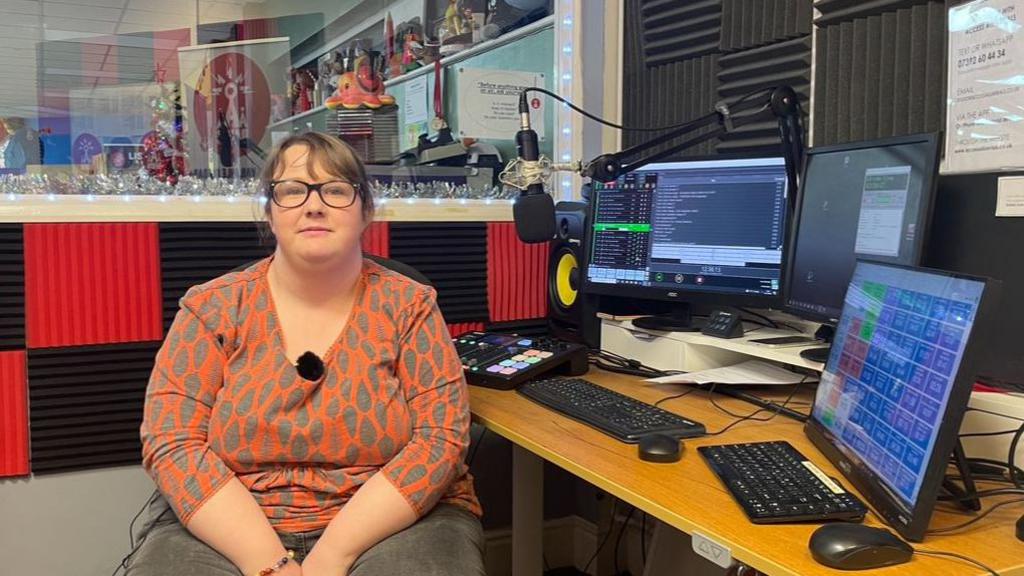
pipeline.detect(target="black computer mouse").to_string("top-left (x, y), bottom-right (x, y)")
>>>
top-left (809, 524), bottom-right (914, 570)
top-left (638, 434), bottom-right (682, 463)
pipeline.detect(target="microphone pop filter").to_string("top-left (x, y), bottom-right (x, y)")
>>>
top-left (513, 193), bottom-right (556, 243)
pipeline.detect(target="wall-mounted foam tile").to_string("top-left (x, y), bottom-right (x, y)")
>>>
top-left (812, 2), bottom-right (946, 146)
top-left (448, 323), bottom-right (486, 338)
top-left (814, 0), bottom-right (935, 25)
top-left (0, 350), bottom-right (29, 478)
top-left (721, 0), bottom-right (811, 52)
top-left (159, 223), bottom-right (274, 332)
top-left (639, 0), bottom-right (722, 67)
top-left (24, 224), bottom-right (163, 349)
top-left (27, 342), bottom-right (160, 474)
top-left (486, 223), bottom-right (548, 323)
top-left (716, 36), bottom-right (811, 154)
top-left (0, 225), bottom-right (25, 351)
top-left (389, 223), bottom-right (489, 323)
top-left (362, 221), bottom-right (390, 258)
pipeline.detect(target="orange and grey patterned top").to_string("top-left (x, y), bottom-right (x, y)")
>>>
top-left (140, 257), bottom-right (480, 533)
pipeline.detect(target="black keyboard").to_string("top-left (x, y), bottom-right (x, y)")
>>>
top-left (699, 441), bottom-right (867, 524)
top-left (518, 378), bottom-right (706, 443)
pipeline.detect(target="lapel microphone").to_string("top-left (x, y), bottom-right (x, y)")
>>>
top-left (295, 351), bottom-right (325, 381)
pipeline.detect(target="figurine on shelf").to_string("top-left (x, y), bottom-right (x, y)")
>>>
top-left (325, 46), bottom-right (396, 110)
top-left (288, 68), bottom-right (315, 115)
top-left (439, 0), bottom-right (474, 56)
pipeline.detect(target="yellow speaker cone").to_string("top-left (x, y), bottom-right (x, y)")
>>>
top-left (555, 251), bottom-right (578, 308)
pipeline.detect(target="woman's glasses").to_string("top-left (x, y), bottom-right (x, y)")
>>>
top-left (269, 179), bottom-right (360, 209)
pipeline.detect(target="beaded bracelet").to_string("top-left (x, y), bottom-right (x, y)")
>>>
top-left (254, 550), bottom-right (295, 576)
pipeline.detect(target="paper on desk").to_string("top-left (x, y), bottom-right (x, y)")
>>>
top-left (645, 360), bottom-right (816, 386)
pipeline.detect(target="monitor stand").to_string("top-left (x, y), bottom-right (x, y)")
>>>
top-left (631, 304), bottom-right (701, 332)
top-left (799, 324), bottom-right (836, 363)
top-left (941, 440), bottom-right (982, 512)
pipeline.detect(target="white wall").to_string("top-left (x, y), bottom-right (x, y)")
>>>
top-left (0, 466), bottom-right (157, 576)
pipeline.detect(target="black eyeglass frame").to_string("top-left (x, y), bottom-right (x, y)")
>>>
top-left (268, 179), bottom-right (362, 209)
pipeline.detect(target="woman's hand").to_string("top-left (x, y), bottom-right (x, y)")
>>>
top-left (301, 545), bottom-right (354, 576)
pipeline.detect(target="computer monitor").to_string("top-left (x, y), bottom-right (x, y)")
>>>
top-left (805, 261), bottom-right (998, 541)
top-left (584, 156), bottom-right (789, 330)
top-left (784, 134), bottom-right (940, 338)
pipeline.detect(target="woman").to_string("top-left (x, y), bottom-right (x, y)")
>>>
top-left (1, 117), bottom-right (39, 171)
top-left (130, 132), bottom-right (483, 576)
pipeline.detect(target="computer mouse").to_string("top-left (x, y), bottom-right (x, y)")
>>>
top-left (638, 434), bottom-right (682, 463)
top-left (809, 524), bottom-right (913, 570)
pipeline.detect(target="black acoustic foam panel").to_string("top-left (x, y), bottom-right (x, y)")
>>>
top-left (159, 223), bottom-right (274, 332)
top-left (639, 0), bottom-right (722, 67)
top-left (813, 2), bottom-right (946, 146)
top-left (716, 36), bottom-right (811, 154)
top-left (0, 225), bottom-right (25, 350)
top-left (28, 341), bottom-right (161, 474)
top-left (388, 223), bottom-right (489, 323)
top-left (814, 0), bottom-right (935, 25)
top-left (623, 53), bottom-right (721, 158)
top-left (720, 0), bottom-right (812, 52)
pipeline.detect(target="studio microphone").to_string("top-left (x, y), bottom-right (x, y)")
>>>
top-left (296, 351), bottom-right (325, 381)
top-left (511, 99), bottom-right (556, 244)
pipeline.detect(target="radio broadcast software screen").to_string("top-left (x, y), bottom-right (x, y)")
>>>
top-left (587, 158), bottom-right (788, 297)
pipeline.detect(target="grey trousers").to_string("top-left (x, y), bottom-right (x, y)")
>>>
top-left (124, 495), bottom-right (486, 576)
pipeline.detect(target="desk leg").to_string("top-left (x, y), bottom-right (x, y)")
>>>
top-left (512, 445), bottom-right (544, 576)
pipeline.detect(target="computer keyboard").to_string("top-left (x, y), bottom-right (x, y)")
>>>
top-left (699, 441), bottom-right (867, 524)
top-left (517, 377), bottom-right (706, 443)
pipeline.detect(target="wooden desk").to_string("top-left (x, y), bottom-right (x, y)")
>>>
top-left (469, 369), bottom-right (1024, 576)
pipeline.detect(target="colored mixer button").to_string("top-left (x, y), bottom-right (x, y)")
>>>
top-left (523, 350), bottom-right (539, 356)
top-left (500, 359), bottom-right (515, 367)
top-left (500, 367), bottom-right (517, 375)
top-left (537, 351), bottom-right (554, 358)
top-left (518, 339), bottom-right (533, 346)
top-left (511, 355), bottom-right (528, 362)
top-left (525, 357), bottom-right (542, 364)
top-left (486, 365), bottom-right (503, 373)
top-left (513, 362), bottom-right (530, 369)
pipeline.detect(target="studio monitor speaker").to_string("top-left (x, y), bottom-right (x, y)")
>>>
top-left (548, 201), bottom-right (600, 348)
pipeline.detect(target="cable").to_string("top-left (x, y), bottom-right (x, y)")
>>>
top-left (640, 512), bottom-right (647, 567)
top-left (467, 426), bottom-right (487, 468)
top-left (1009, 421), bottom-right (1024, 489)
top-left (960, 429), bottom-right (1022, 439)
top-left (583, 500), bottom-right (618, 574)
top-left (614, 506), bottom-right (636, 575)
top-left (967, 458), bottom-right (1024, 483)
top-left (913, 549), bottom-right (999, 575)
top-left (654, 388), bottom-right (696, 408)
top-left (704, 378), bottom-right (808, 437)
top-left (937, 488), bottom-right (1024, 502)
top-left (927, 498), bottom-right (1024, 534)
top-left (521, 86), bottom-right (777, 133)
top-left (965, 407), bottom-right (1024, 422)
top-left (736, 307), bottom-right (779, 329)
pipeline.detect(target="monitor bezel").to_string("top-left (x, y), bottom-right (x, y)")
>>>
top-left (804, 261), bottom-right (1000, 542)
top-left (782, 133), bottom-right (942, 325)
top-left (581, 154), bottom-right (791, 308)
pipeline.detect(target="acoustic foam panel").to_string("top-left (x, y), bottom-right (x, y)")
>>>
top-left (639, 0), bottom-right (722, 67)
top-left (624, 53), bottom-right (721, 157)
top-left (716, 36), bottom-right (812, 154)
top-left (812, 3), bottom-right (946, 146)
top-left (388, 223), bottom-right (489, 323)
top-left (23, 223), bottom-right (163, 349)
top-left (486, 223), bottom-right (548, 323)
top-left (814, 0), bottom-right (937, 25)
top-left (720, 0), bottom-right (812, 52)
top-left (0, 350), bottom-right (29, 478)
top-left (0, 225), bottom-right (25, 351)
top-left (447, 322), bottom-right (486, 338)
top-left (362, 221), bottom-right (390, 259)
top-left (28, 341), bottom-right (161, 474)
top-left (159, 222), bottom-right (274, 332)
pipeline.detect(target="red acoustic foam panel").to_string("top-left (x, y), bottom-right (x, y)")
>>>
top-left (448, 322), bottom-right (486, 338)
top-left (487, 223), bottom-right (549, 322)
top-left (0, 350), bottom-right (28, 477)
top-left (362, 221), bottom-right (390, 258)
top-left (24, 224), bottom-right (163, 349)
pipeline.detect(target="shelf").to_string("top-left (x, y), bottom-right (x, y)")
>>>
top-left (0, 195), bottom-right (514, 223)
top-left (268, 15), bottom-right (555, 130)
